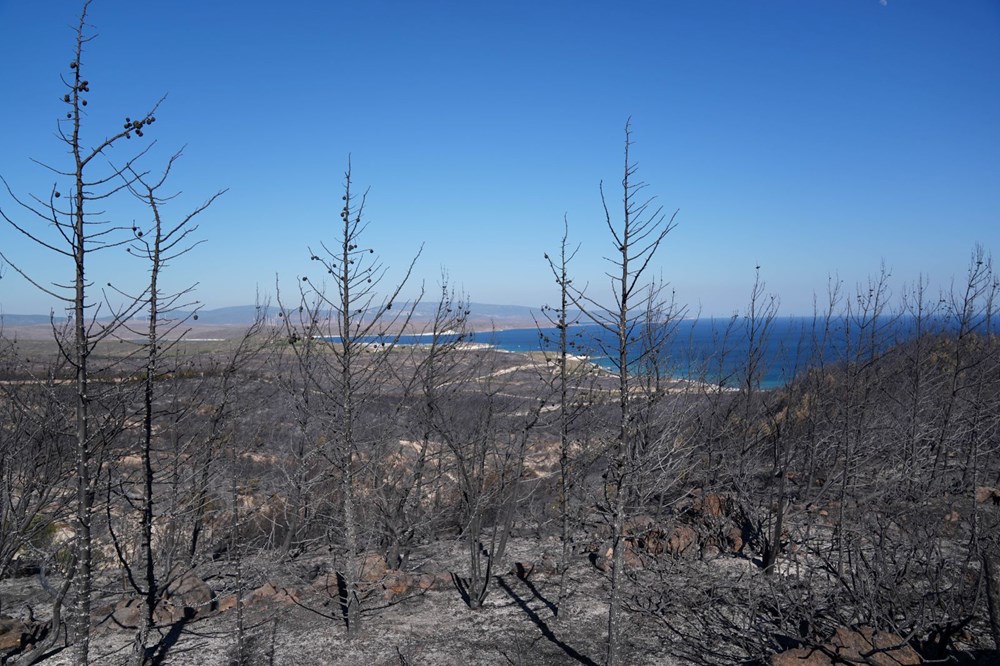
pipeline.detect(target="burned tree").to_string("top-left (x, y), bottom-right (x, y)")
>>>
top-left (0, 2), bottom-right (162, 660)
top-left (540, 219), bottom-right (598, 618)
top-left (377, 276), bottom-right (471, 571)
top-left (573, 120), bottom-right (682, 666)
top-left (103, 152), bottom-right (224, 664)
top-left (281, 160), bottom-right (420, 636)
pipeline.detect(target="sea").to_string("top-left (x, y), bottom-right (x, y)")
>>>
top-left (348, 315), bottom-right (975, 389)
top-left (472, 318), bottom-right (831, 389)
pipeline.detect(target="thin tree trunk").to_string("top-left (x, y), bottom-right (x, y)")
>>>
top-left (131, 204), bottom-right (162, 666)
top-left (983, 545), bottom-right (1000, 654)
top-left (72, 46), bottom-right (94, 665)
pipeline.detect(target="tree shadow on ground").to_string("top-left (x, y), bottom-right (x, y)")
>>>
top-left (512, 563), bottom-right (558, 617)
top-left (451, 573), bottom-right (473, 609)
top-left (496, 576), bottom-right (598, 666)
top-left (149, 609), bottom-right (194, 666)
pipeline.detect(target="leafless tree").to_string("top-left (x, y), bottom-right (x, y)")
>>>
top-left (426, 345), bottom-right (543, 610)
top-left (0, 334), bottom-right (74, 604)
top-left (540, 219), bottom-right (593, 618)
top-left (0, 2), bottom-right (162, 659)
top-left (572, 120), bottom-right (681, 666)
top-left (376, 276), bottom-right (470, 570)
top-left (269, 312), bottom-right (324, 557)
top-left (730, 270), bottom-right (787, 574)
top-left (280, 160), bottom-right (420, 636)
top-left (100, 152), bottom-right (224, 664)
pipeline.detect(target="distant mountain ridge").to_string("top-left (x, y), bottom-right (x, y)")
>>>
top-left (179, 303), bottom-right (550, 326)
top-left (2, 303), bottom-right (577, 330)
top-left (0, 313), bottom-right (58, 326)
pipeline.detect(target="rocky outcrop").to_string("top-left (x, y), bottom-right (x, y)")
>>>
top-left (381, 571), bottom-right (413, 601)
top-left (0, 617), bottom-right (30, 651)
top-left (665, 525), bottom-right (697, 557)
top-left (248, 581), bottom-right (299, 606)
top-left (0, 615), bottom-right (46, 655)
top-left (310, 560), bottom-right (446, 604)
top-left (588, 490), bottom-right (751, 569)
top-left (165, 569), bottom-right (215, 614)
top-left (976, 486), bottom-right (1000, 505)
top-left (771, 626), bottom-right (921, 666)
top-left (356, 552), bottom-right (388, 583)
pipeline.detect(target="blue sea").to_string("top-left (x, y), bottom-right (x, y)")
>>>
top-left (472, 319), bottom-right (817, 389)
top-left (351, 315), bottom-right (967, 389)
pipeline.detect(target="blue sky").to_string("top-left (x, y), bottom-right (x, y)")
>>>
top-left (1, 0), bottom-right (998, 316)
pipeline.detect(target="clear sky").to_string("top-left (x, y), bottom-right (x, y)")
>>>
top-left (1, 0), bottom-right (998, 317)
